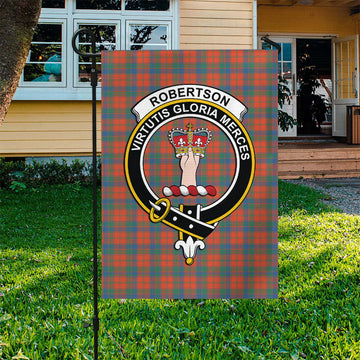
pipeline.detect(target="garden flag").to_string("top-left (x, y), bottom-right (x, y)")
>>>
top-left (102, 50), bottom-right (278, 299)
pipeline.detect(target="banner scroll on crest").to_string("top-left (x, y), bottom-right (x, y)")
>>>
top-left (102, 50), bottom-right (278, 299)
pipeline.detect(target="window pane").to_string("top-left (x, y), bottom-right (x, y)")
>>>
top-left (24, 23), bottom-right (63, 83)
top-left (24, 60), bottom-right (62, 82)
top-left (76, 0), bottom-right (121, 10)
top-left (29, 44), bottom-right (62, 62)
top-left (79, 25), bottom-right (116, 44)
top-left (79, 64), bottom-right (102, 82)
top-left (282, 43), bottom-right (292, 62)
top-left (125, 0), bottom-right (169, 10)
top-left (33, 24), bottom-right (62, 43)
top-left (42, 0), bottom-right (65, 8)
top-left (282, 62), bottom-right (292, 79)
top-left (77, 24), bottom-right (117, 83)
top-left (130, 44), bottom-right (167, 50)
top-left (130, 25), bottom-right (168, 50)
top-left (79, 43), bottom-right (115, 55)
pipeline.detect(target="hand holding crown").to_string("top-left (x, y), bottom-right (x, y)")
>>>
top-left (180, 146), bottom-right (200, 186)
top-left (168, 123), bottom-right (212, 189)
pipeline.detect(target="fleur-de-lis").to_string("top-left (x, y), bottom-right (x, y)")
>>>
top-left (178, 138), bottom-right (186, 146)
top-left (174, 236), bottom-right (206, 265)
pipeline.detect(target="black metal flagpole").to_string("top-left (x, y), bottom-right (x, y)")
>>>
top-left (72, 29), bottom-right (101, 360)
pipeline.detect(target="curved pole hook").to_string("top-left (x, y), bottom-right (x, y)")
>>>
top-left (72, 28), bottom-right (101, 57)
top-left (72, 28), bottom-right (100, 87)
top-left (261, 36), bottom-right (281, 54)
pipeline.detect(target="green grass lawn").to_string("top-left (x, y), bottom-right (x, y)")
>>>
top-left (0, 182), bottom-right (359, 359)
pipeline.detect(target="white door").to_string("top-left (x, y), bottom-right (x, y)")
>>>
top-left (332, 35), bottom-right (359, 136)
top-left (259, 36), bottom-right (297, 137)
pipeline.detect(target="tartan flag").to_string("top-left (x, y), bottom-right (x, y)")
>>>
top-left (102, 50), bottom-right (278, 299)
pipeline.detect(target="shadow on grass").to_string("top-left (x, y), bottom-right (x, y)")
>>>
top-left (1, 255), bottom-right (96, 304)
top-left (279, 242), bottom-right (360, 297)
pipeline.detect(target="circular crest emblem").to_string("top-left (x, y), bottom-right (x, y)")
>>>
top-left (125, 84), bottom-right (255, 265)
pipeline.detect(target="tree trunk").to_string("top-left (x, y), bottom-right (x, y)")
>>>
top-left (0, 0), bottom-right (41, 123)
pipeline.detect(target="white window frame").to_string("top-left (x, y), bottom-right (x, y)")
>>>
top-left (14, 0), bottom-right (179, 101)
top-left (73, 19), bottom-right (121, 87)
top-left (19, 19), bottom-right (67, 88)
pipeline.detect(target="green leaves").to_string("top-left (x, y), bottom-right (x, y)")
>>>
top-left (278, 75), bottom-right (297, 132)
top-left (9, 180), bottom-right (27, 192)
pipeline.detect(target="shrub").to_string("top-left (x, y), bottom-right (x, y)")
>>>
top-left (0, 157), bottom-right (101, 189)
top-left (0, 158), bottom-right (25, 188)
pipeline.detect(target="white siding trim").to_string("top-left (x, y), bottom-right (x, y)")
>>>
top-left (253, 0), bottom-right (258, 49)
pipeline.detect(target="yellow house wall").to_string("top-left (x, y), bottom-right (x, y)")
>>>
top-left (258, 5), bottom-right (359, 36)
top-left (2, 0), bottom-right (255, 157)
top-left (0, 101), bottom-right (102, 157)
top-left (180, 0), bottom-right (254, 49)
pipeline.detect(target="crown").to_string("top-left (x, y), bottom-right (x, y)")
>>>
top-left (168, 123), bottom-right (212, 158)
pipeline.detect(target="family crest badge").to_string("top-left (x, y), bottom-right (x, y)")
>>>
top-left (124, 85), bottom-right (255, 266)
top-left (102, 50), bottom-right (278, 299)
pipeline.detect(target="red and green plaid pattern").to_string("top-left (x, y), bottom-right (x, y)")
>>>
top-left (102, 50), bottom-right (278, 299)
